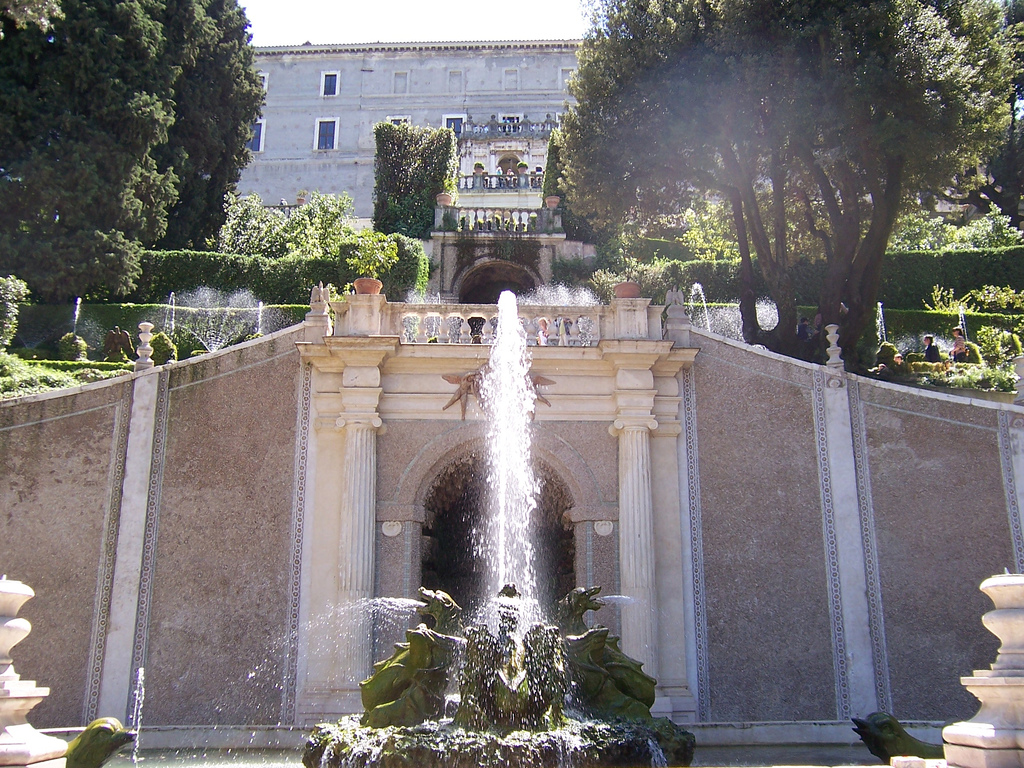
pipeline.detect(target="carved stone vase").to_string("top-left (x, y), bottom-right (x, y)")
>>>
top-left (0, 578), bottom-right (68, 768)
top-left (945, 574), bottom-right (1024, 768)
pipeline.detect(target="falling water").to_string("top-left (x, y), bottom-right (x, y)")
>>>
top-left (688, 283), bottom-right (711, 331)
top-left (959, 305), bottom-right (969, 340)
top-left (256, 301), bottom-right (264, 336)
top-left (129, 666), bottom-right (145, 765)
top-left (478, 291), bottom-right (541, 630)
top-left (71, 297), bottom-right (82, 336)
top-left (876, 302), bottom-right (887, 345)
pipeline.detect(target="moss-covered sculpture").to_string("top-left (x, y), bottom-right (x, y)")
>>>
top-left (65, 718), bottom-right (134, 768)
top-left (312, 584), bottom-right (696, 768)
top-left (359, 588), bottom-right (464, 727)
top-left (852, 712), bottom-right (945, 761)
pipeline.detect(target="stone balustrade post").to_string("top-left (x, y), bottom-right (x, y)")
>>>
top-left (1014, 356), bottom-right (1024, 405)
top-left (610, 298), bottom-right (652, 340)
top-left (134, 322), bottom-right (154, 372)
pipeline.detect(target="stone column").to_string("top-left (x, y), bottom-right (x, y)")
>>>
top-left (613, 416), bottom-right (659, 675)
top-left (336, 411), bottom-right (382, 685)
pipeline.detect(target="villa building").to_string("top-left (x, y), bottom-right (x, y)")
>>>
top-left (238, 40), bottom-right (581, 218)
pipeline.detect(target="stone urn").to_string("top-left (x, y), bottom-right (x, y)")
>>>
top-left (0, 577), bottom-right (68, 768)
top-left (352, 278), bottom-right (383, 295)
top-left (435, 192), bottom-right (454, 207)
top-left (613, 281), bottom-right (641, 299)
top-left (945, 573), bottom-right (1024, 768)
top-left (545, 195), bottom-right (561, 209)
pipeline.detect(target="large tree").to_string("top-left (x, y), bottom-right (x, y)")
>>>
top-left (155, 0), bottom-right (264, 249)
top-left (563, 0), bottom-right (1010, 365)
top-left (0, 0), bottom-right (178, 302)
top-left (0, 0), bottom-right (262, 300)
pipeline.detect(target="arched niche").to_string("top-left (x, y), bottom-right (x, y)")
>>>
top-left (420, 451), bottom-right (575, 611)
top-left (456, 260), bottom-right (538, 304)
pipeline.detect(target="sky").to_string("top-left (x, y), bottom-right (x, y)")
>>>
top-left (239, 0), bottom-right (590, 48)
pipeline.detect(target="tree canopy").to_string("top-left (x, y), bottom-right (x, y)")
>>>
top-left (563, 0), bottom-right (1011, 365)
top-left (0, 0), bottom-right (262, 301)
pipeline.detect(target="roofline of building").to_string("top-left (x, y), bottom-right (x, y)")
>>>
top-left (254, 39), bottom-right (582, 56)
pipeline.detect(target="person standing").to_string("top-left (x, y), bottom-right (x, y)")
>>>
top-left (923, 335), bottom-right (941, 363)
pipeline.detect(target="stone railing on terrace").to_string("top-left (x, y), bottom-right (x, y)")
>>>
top-left (458, 115), bottom-right (558, 139)
top-left (321, 297), bottom-right (669, 346)
top-left (459, 173), bottom-right (544, 191)
top-left (434, 206), bottom-right (562, 234)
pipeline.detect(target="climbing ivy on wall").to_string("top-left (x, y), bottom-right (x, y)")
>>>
top-left (373, 123), bottom-right (458, 240)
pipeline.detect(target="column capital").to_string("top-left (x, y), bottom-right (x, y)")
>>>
top-left (609, 416), bottom-right (658, 436)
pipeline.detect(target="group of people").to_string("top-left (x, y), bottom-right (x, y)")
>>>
top-left (884, 329), bottom-right (968, 374)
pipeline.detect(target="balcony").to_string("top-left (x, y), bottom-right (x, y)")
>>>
top-left (456, 115), bottom-right (558, 140)
top-left (458, 173), bottom-right (544, 192)
top-left (433, 205), bottom-right (561, 234)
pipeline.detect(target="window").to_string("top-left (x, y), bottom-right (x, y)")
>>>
top-left (246, 119), bottom-right (264, 152)
top-left (315, 119), bottom-right (337, 150)
top-left (503, 68), bottom-right (518, 91)
top-left (257, 71), bottom-right (268, 91)
top-left (394, 71), bottom-right (408, 94)
top-left (321, 71), bottom-right (339, 96)
top-left (560, 68), bottom-right (575, 89)
top-left (448, 70), bottom-right (463, 93)
top-left (443, 114), bottom-right (466, 136)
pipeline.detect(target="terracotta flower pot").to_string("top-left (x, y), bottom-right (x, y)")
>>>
top-left (436, 192), bottom-right (454, 207)
top-left (353, 277), bottom-right (383, 295)
top-left (545, 195), bottom-right (561, 209)
top-left (613, 281), bottom-right (641, 299)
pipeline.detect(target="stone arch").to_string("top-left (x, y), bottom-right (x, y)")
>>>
top-left (454, 259), bottom-right (539, 304)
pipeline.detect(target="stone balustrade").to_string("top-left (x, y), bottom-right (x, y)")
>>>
top-left (459, 173), bottom-right (544, 191)
top-left (434, 206), bottom-right (561, 234)
top-left (327, 297), bottom-right (668, 345)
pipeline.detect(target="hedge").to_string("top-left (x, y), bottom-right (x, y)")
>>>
top-left (127, 235), bottom-right (428, 305)
top-left (639, 247), bottom-right (1024, 308)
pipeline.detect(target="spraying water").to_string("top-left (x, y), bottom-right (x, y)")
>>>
top-left (876, 302), bottom-right (887, 345)
top-left (129, 666), bottom-right (144, 765)
top-left (959, 305), bottom-right (969, 341)
top-left (688, 283), bottom-right (711, 331)
top-left (164, 292), bottom-right (176, 335)
top-left (478, 291), bottom-right (541, 630)
top-left (256, 301), bottom-right (264, 336)
top-left (71, 297), bottom-right (82, 336)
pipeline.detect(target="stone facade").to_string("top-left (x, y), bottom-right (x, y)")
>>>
top-left (2, 302), bottom-right (1023, 745)
top-left (239, 41), bottom-right (580, 218)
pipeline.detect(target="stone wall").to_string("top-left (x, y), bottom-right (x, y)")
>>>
top-left (3, 316), bottom-right (1024, 737)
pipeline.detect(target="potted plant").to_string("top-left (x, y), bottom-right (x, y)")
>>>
top-left (347, 230), bottom-right (399, 295)
top-left (473, 162), bottom-right (485, 174)
top-left (296, 189), bottom-right (309, 205)
top-left (613, 258), bottom-right (643, 299)
top-left (545, 195), bottom-right (561, 209)
top-left (436, 191), bottom-right (454, 207)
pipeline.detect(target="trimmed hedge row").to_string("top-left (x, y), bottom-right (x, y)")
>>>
top-left (127, 234), bottom-right (429, 305)
top-left (648, 247), bottom-right (1024, 308)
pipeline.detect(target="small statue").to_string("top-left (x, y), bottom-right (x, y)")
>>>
top-left (553, 585), bottom-right (603, 635)
top-left (102, 327), bottom-right (135, 362)
top-left (665, 285), bottom-right (686, 306)
top-left (65, 717), bottom-right (134, 768)
top-left (852, 712), bottom-right (945, 762)
top-left (441, 372), bottom-right (483, 419)
top-left (529, 374), bottom-right (555, 408)
top-left (309, 282), bottom-right (328, 307)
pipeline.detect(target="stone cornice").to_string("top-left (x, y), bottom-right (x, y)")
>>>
top-left (256, 40), bottom-right (582, 57)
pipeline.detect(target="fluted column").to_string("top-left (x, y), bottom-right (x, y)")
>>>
top-left (336, 414), bottom-right (381, 683)
top-left (613, 416), bottom-right (659, 675)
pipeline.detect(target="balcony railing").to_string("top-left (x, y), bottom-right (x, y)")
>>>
top-left (459, 173), bottom-right (544, 191)
top-left (434, 206), bottom-right (561, 234)
top-left (457, 116), bottom-right (558, 140)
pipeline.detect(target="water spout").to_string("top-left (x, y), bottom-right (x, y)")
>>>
top-left (959, 305), bottom-right (969, 341)
top-left (478, 291), bottom-right (541, 630)
top-left (71, 297), bottom-right (82, 336)
top-left (688, 283), bottom-right (711, 331)
top-left (876, 302), bottom-right (887, 345)
top-left (129, 666), bottom-right (144, 765)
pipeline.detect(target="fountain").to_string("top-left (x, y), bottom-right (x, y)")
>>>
top-left (876, 302), bottom-right (887, 345)
top-left (303, 292), bottom-right (695, 768)
top-left (71, 298), bottom-right (82, 337)
top-left (688, 283), bottom-right (711, 332)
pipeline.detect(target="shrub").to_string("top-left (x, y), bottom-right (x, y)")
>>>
top-left (975, 326), bottom-right (1023, 367)
top-left (346, 231), bottom-right (398, 279)
top-left (149, 332), bottom-right (177, 365)
top-left (373, 122), bottom-right (458, 239)
top-left (57, 333), bottom-right (88, 361)
top-left (0, 275), bottom-right (29, 349)
top-left (922, 363), bottom-right (1018, 392)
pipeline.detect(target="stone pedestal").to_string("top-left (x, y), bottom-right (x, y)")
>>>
top-left (945, 574), bottom-right (1024, 768)
top-left (0, 578), bottom-right (68, 768)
